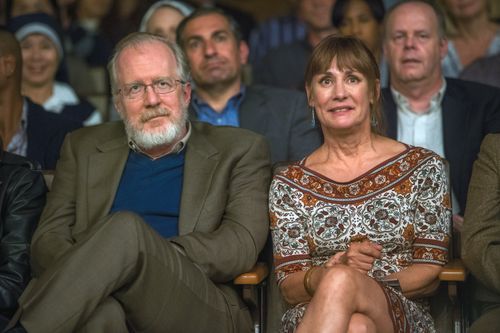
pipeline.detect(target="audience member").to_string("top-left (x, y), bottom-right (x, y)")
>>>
top-left (5, 0), bottom-right (71, 82)
top-left (4, 0), bottom-right (60, 23)
top-left (183, 0), bottom-right (255, 42)
top-left (139, 0), bottom-right (194, 42)
top-left (460, 53), bottom-right (500, 89)
top-left (65, 0), bottom-right (114, 67)
top-left (0, 139), bottom-right (46, 330)
top-left (270, 35), bottom-right (450, 333)
top-left (440, 0), bottom-right (500, 77)
top-left (384, 0), bottom-right (400, 8)
top-left (177, 7), bottom-right (322, 163)
top-left (54, 0), bottom-right (75, 29)
top-left (3, 32), bottom-right (271, 333)
top-left (253, 0), bottom-right (337, 91)
top-left (248, 0), bottom-right (307, 65)
top-left (9, 13), bottom-right (102, 126)
top-left (332, 0), bottom-right (388, 87)
top-left (0, 28), bottom-right (81, 169)
top-left (382, 0), bottom-right (500, 221)
top-left (100, 0), bottom-right (154, 47)
top-left (462, 133), bottom-right (500, 333)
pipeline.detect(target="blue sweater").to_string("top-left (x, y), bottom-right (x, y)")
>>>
top-left (110, 150), bottom-right (185, 238)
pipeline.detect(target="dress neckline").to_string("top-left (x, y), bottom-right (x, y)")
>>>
top-left (299, 144), bottom-right (412, 185)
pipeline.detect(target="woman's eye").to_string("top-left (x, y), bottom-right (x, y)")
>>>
top-left (347, 76), bottom-right (359, 84)
top-left (320, 78), bottom-right (332, 85)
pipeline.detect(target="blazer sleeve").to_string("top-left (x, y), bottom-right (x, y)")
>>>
top-left (30, 133), bottom-right (79, 277)
top-left (170, 135), bottom-right (271, 283)
top-left (462, 134), bottom-right (500, 294)
top-left (0, 168), bottom-right (46, 313)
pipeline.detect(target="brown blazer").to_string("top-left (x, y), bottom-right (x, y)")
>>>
top-left (463, 133), bottom-right (500, 302)
top-left (29, 120), bottom-right (271, 285)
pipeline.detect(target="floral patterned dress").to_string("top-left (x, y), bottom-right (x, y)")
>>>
top-left (269, 146), bottom-right (451, 333)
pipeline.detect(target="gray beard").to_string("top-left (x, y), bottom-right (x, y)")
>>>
top-left (122, 107), bottom-right (188, 150)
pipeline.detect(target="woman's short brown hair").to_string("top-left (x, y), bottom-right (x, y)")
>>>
top-left (304, 35), bottom-right (384, 134)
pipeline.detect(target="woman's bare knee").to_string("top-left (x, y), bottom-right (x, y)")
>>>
top-left (348, 313), bottom-right (376, 333)
top-left (317, 266), bottom-right (365, 298)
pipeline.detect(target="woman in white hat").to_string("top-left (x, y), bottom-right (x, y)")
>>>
top-left (140, 0), bottom-right (194, 42)
top-left (9, 12), bottom-right (102, 126)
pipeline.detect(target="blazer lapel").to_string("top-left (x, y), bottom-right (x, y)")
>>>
top-left (87, 128), bottom-right (129, 224)
top-left (381, 89), bottom-right (398, 139)
top-left (239, 87), bottom-right (270, 134)
top-left (442, 86), bottom-right (468, 196)
top-left (178, 126), bottom-right (219, 234)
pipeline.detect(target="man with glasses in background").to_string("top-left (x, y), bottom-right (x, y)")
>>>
top-left (4, 32), bottom-right (271, 333)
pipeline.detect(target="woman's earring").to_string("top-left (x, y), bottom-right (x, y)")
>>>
top-left (310, 107), bottom-right (316, 128)
top-left (371, 113), bottom-right (378, 127)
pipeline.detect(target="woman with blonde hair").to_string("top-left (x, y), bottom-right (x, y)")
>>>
top-left (440, 0), bottom-right (500, 77)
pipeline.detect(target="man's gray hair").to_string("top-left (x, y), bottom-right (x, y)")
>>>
top-left (108, 32), bottom-right (190, 94)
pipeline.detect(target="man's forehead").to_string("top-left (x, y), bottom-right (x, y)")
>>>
top-left (388, 4), bottom-right (437, 32)
top-left (116, 42), bottom-right (177, 76)
top-left (119, 41), bottom-right (173, 61)
top-left (184, 13), bottom-right (231, 36)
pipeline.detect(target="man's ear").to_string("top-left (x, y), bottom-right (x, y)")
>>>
top-left (239, 40), bottom-right (249, 65)
top-left (113, 96), bottom-right (124, 118)
top-left (182, 82), bottom-right (192, 105)
top-left (439, 37), bottom-right (449, 60)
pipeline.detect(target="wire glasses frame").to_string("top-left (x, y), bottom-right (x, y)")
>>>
top-left (117, 77), bottom-right (186, 99)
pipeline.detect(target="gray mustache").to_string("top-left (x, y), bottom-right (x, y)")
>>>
top-left (140, 108), bottom-right (170, 123)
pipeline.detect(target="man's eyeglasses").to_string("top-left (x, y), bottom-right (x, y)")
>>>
top-left (118, 77), bottom-right (186, 99)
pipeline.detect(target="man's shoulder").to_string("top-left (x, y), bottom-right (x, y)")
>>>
top-left (191, 121), bottom-right (265, 143)
top-left (263, 39), bottom-right (309, 58)
top-left (67, 121), bottom-right (125, 142)
top-left (445, 78), bottom-right (500, 101)
top-left (481, 133), bottom-right (500, 150)
top-left (0, 150), bottom-right (40, 170)
top-left (189, 122), bottom-right (271, 167)
top-left (0, 151), bottom-right (41, 187)
top-left (245, 84), bottom-right (306, 102)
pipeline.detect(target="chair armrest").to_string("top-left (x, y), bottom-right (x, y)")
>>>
top-left (439, 258), bottom-right (467, 282)
top-left (234, 262), bottom-right (269, 285)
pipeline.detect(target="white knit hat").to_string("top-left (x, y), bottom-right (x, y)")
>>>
top-left (139, 0), bottom-right (194, 33)
top-left (14, 20), bottom-right (64, 59)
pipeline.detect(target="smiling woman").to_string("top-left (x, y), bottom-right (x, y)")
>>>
top-left (269, 35), bottom-right (451, 333)
top-left (8, 12), bottom-right (102, 126)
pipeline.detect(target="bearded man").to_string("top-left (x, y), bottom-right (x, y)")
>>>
top-left (5, 32), bottom-right (271, 333)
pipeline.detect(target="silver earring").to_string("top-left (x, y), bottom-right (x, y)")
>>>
top-left (311, 107), bottom-right (316, 128)
top-left (371, 113), bottom-right (378, 127)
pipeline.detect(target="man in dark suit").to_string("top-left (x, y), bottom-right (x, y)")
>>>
top-left (176, 7), bottom-right (322, 163)
top-left (6, 32), bottom-right (270, 332)
top-left (382, 3), bottom-right (500, 330)
top-left (0, 28), bottom-right (81, 170)
top-left (382, 0), bottom-right (500, 218)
